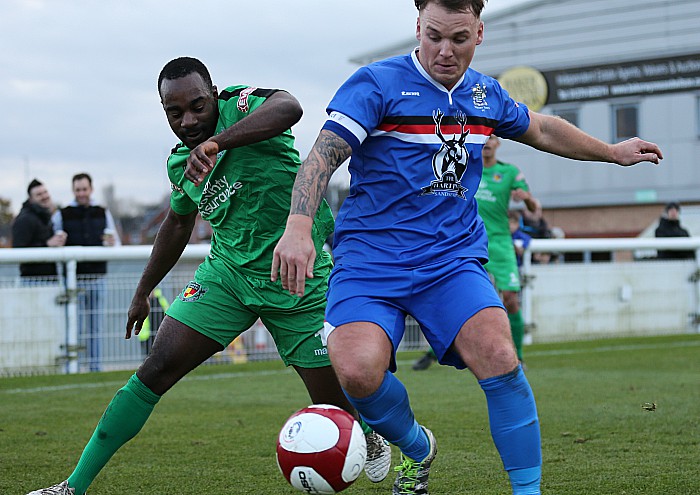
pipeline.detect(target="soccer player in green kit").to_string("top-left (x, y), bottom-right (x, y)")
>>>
top-left (27, 57), bottom-right (390, 495)
top-left (475, 135), bottom-right (538, 364)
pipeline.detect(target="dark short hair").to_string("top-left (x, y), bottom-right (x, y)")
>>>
top-left (665, 201), bottom-right (681, 212)
top-left (157, 57), bottom-right (213, 95)
top-left (27, 178), bottom-right (43, 196)
top-left (72, 173), bottom-right (92, 186)
top-left (414, 0), bottom-right (486, 16)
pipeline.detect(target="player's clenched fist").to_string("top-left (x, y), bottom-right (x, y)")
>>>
top-left (185, 139), bottom-right (219, 186)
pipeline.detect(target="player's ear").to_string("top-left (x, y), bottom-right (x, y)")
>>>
top-left (212, 85), bottom-right (218, 98)
top-left (415, 16), bottom-right (421, 41)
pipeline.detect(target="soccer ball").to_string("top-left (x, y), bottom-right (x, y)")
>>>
top-left (276, 404), bottom-right (367, 494)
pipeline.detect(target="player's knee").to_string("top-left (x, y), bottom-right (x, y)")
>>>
top-left (334, 361), bottom-right (384, 398)
top-left (328, 324), bottom-right (390, 396)
top-left (458, 314), bottom-right (517, 373)
top-left (488, 340), bottom-right (518, 367)
top-left (468, 341), bottom-right (518, 379)
top-left (502, 291), bottom-right (520, 313)
top-left (136, 351), bottom-right (185, 395)
top-left (135, 366), bottom-right (165, 395)
top-left (336, 364), bottom-right (369, 391)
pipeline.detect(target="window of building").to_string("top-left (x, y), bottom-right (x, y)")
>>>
top-left (555, 107), bottom-right (579, 128)
top-left (696, 95), bottom-right (700, 139)
top-left (612, 103), bottom-right (639, 142)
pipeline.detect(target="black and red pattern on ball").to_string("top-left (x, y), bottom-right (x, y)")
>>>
top-left (277, 405), bottom-right (360, 493)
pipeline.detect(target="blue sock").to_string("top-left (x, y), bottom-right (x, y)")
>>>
top-left (479, 365), bottom-right (541, 495)
top-left (344, 370), bottom-right (429, 461)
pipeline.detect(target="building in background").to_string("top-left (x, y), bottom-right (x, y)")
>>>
top-left (342, 0), bottom-right (700, 238)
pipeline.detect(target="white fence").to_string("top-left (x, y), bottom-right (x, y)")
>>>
top-left (522, 237), bottom-right (700, 341)
top-left (0, 245), bottom-right (208, 376)
top-left (1, 238), bottom-right (698, 375)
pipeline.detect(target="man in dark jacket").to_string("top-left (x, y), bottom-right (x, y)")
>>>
top-left (11, 179), bottom-right (66, 279)
top-left (655, 202), bottom-right (695, 259)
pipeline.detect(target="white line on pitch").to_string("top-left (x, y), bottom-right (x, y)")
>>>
top-left (523, 339), bottom-right (700, 357)
top-left (3, 340), bottom-right (698, 394)
top-left (1, 369), bottom-right (294, 395)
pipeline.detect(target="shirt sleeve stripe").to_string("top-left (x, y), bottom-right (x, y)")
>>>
top-left (326, 111), bottom-right (367, 143)
top-left (322, 119), bottom-right (362, 152)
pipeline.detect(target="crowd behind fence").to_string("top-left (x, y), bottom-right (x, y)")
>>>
top-left (1, 238), bottom-right (698, 376)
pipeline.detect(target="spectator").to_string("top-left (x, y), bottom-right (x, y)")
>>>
top-left (510, 209), bottom-right (532, 268)
top-left (655, 201), bottom-right (694, 260)
top-left (520, 197), bottom-right (551, 240)
top-left (52, 173), bottom-right (121, 371)
top-left (12, 179), bottom-right (66, 280)
top-left (520, 198), bottom-right (556, 264)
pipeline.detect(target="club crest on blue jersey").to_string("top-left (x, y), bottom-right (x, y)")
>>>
top-left (420, 109), bottom-right (469, 199)
top-left (178, 281), bottom-right (208, 302)
top-left (472, 83), bottom-right (490, 111)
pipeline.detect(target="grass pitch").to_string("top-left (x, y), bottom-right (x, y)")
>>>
top-left (2, 334), bottom-right (699, 494)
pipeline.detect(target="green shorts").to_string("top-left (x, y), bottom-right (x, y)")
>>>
top-left (485, 235), bottom-right (521, 292)
top-left (166, 253), bottom-right (333, 368)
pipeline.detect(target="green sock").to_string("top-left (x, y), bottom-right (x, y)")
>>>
top-left (359, 417), bottom-right (373, 435)
top-left (508, 310), bottom-right (525, 361)
top-left (67, 374), bottom-right (160, 494)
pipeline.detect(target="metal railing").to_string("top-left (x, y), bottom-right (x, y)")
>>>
top-left (1, 237), bottom-right (698, 375)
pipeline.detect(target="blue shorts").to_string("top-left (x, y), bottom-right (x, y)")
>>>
top-left (324, 257), bottom-right (504, 370)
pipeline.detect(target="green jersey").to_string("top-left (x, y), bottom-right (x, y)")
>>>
top-left (475, 160), bottom-right (529, 239)
top-left (474, 160), bottom-right (529, 291)
top-left (167, 85), bottom-right (334, 278)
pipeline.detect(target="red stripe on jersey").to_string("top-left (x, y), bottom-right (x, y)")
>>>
top-left (376, 123), bottom-right (495, 136)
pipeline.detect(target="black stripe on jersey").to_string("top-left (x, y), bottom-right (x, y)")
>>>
top-left (218, 88), bottom-right (281, 101)
top-left (381, 115), bottom-right (499, 127)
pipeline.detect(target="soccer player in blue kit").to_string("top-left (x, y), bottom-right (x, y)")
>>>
top-left (272, 0), bottom-right (663, 493)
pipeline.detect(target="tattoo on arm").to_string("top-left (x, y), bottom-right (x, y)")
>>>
top-left (291, 130), bottom-right (352, 217)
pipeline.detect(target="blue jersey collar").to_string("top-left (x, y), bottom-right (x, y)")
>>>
top-left (410, 48), bottom-right (466, 99)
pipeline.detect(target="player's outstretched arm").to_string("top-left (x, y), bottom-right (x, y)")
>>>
top-left (272, 129), bottom-right (352, 296)
top-left (186, 91), bottom-right (304, 186)
top-left (126, 208), bottom-right (197, 338)
top-left (515, 111), bottom-right (663, 166)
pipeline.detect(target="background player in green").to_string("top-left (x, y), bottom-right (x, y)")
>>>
top-left (27, 57), bottom-right (390, 495)
top-left (412, 135), bottom-right (538, 370)
top-left (476, 135), bottom-right (538, 365)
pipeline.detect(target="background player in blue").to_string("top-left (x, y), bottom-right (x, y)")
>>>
top-left (273, 1), bottom-right (663, 494)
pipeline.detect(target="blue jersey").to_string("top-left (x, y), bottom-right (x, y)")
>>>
top-left (323, 49), bottom-right (530, 268)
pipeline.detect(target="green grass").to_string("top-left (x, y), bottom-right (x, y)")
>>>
top-left (2, 334), bottom-right (699, 494)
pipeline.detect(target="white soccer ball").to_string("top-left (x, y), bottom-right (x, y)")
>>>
top-left (276, 404), bottom-right (367, 494)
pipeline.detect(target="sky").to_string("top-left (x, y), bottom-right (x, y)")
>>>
top-left (0, 0), bottom-right (526, 216)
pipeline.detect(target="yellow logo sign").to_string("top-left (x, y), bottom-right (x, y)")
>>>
top-left (498, 66), bottom-right (549, 112)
